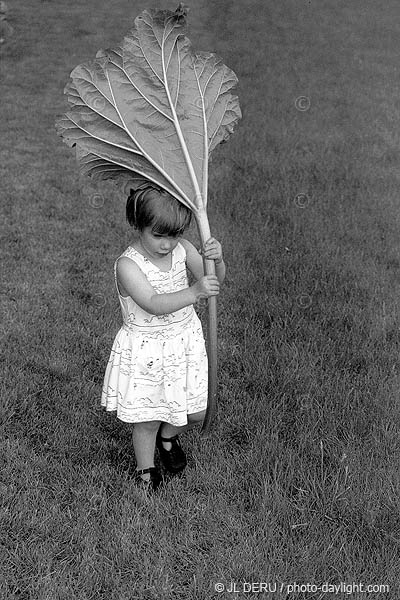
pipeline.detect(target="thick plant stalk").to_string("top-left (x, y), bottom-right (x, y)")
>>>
top-left (195, 209), bottom-right (217, 435)
top-left (202, 293), bottom-right (217, 435)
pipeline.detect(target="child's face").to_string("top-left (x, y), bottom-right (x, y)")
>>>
top-left (139, 227), bottom-right (180, 259)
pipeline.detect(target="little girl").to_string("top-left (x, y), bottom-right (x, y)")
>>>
top-left (101, 185), bottom-right (225, 490)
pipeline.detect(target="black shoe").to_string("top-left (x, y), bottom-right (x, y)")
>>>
top-left (135, 467), bottom-right (163, 491)
top-left (156, 431), bottom-right (187, 474)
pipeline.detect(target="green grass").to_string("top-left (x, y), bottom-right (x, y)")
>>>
top-left (1, 0), bottom-right (400, 598)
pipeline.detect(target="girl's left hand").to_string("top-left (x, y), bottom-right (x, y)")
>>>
top-left (202, 237), bottom-right (223, 264)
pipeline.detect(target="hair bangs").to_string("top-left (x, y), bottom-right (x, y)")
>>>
top-left (126, 187), bottom-right (192, 234)
top-left (148, 192), bottom-right (192, 236)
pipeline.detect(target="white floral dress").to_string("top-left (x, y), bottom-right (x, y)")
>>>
top-left (101, 242), bottom-right (208, 425)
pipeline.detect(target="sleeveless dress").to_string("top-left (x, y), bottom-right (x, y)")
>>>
top-left (101, 242), bottom-right (208, 426)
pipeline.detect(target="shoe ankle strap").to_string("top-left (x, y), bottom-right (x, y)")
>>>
top-left (159, 434), bottom-right (179, 443)
top-left (137, 467), bottom-right (156, 476)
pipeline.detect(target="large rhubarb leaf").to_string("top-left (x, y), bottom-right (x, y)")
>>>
top-left (55, 4), bottom-right (241, 211)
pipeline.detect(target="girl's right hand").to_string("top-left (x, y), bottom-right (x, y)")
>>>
top-left (192, 275), bottom-right (220, 300)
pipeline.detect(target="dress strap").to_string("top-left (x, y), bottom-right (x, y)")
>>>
top-left (174, 242), bottom-right (186, 264)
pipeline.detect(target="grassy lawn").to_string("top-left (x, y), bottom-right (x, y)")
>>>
top-left (1, 0), bottom-right (400, 598)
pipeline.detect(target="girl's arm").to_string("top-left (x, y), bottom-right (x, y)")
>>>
top-left (181, 238), bottom-right (226, 284)
top-left (116, 257), bottom-right (219, 316)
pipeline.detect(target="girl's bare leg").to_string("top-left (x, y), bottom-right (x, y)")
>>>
top-left (132, 420), bottom-right (161, 478)
top-left (159, 410), bottom-right (206, 449)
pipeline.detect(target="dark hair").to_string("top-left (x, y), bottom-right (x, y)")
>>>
top-left (126, 187), bottom-right (192, 236)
